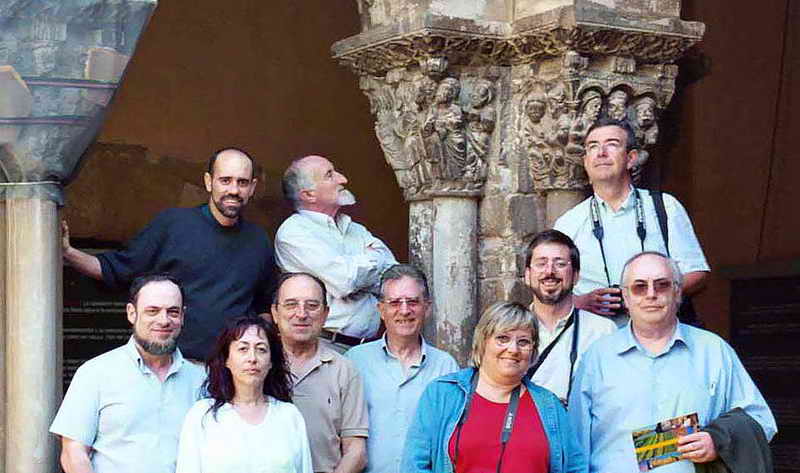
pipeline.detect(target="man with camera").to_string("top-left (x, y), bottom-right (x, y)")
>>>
top-left (524, 229), bottom-right (616, 404)
top-left (553, 118), bottom-right (709, 326)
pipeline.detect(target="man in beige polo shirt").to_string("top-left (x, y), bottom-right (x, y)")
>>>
top-left (272, 272), bottom-right (368, 473)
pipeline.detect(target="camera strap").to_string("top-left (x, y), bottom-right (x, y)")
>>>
top-left (454, 371), bottom-right (523, 473)
top-left (590, 188), bottom-right (646, 286)
top-left (525, 307), bottom-right (580, 404)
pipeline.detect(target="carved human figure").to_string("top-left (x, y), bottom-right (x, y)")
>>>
top-left (423, 77), bottom-right (466, 180)
top-left (606, 89), bottom-right (629, 121)
top-left (524, 94), bottom-right (546, 125)
top-left (546, 83), bottom-right (567, 119)
top-left (464, 79), bottom-right (494, 180)
top-left (566, 90), bottom-right (603, 157)
top-left (633, 96), bottom-right (658, 144)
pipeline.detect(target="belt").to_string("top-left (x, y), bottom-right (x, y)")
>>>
top-left (320, 329), bottom-right (375, 347)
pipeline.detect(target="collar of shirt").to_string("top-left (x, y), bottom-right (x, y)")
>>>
top-left (296, 209), bottom-right (352, 233)
top-left (533, 304), bottom-right (577, 337)
top-left (200, 203), bottom-right (242, 230)
top-left (121, 336), bottom-right (185, 378)
top-left (616, 321), bottom-right (689, 357)
top-left (292, 342), bottom-right (336, 385)
top-left (379, 334), bottom-right (429, 368)
top-left (593, 184), bottom-right (636, 214)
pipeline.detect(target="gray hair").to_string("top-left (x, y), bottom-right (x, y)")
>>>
top-left (619, 251), bottom-right (683, 301)
top-left (282, 158), bottom-right (316, 209)
top-left (470, 302), bottom-right (537, 368)
top-left (379, 264), bottom-right (430, 300)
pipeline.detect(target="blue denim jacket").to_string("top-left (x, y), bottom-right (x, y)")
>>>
top-left (402, 367), bottom-right (587, 473)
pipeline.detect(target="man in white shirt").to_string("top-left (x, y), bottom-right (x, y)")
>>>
top-left (524, 229), bottom-right (616, 404)
top-left (276, 155), bottom-right (397, 350)
top-left (553, 118), bottom-right (709, 326)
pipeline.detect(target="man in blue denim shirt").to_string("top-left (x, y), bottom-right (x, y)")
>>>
top-left (347, 264), bottom-right (458, 473)
top-left (569, 252), bottom-right (776, 473)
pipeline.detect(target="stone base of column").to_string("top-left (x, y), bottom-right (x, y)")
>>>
top-left (432, 196), bottom-right (477, 366)
top-left (4, 198), bottom-right (62, 473)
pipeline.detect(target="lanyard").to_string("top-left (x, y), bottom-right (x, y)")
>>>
top-left (454, 372), bottom-right (522, 473)
top-left (525, 307), bottom-right (580, 405)
top-left (590, 188), bottom-right (646, 286)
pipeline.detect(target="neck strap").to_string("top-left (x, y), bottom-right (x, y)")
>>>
top-left (591, 188), bottom-right (646, 286)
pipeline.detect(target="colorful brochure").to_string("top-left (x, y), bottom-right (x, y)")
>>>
top-left (632, 413), bottom-right (699, 471)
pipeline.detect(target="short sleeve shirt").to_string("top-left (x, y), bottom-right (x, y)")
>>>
top-left (49, 337), bottom-right (206, 473)
top-left (290, 342), bottom-right (369, 473)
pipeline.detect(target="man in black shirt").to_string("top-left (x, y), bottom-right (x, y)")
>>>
top-left (63, 147), bottom-right (275, 360)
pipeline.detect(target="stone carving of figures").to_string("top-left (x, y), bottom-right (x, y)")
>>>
top-left (422, 77), bottom-right (466, 180)
top-left (630, 96), bottom-right (658, 175)
top-left (606, 89), bottom-right (629, 121)
top-left (546, 83), bottom-right (567, 119)
top-left (464, 79), bottom-right (495, 181)
top-left (566, 90), bottom-right (602, 157)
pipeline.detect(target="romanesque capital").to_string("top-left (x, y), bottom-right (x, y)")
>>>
top-left (511, 52), bottom-right (678, 191)
top-left (335, 1), bottom-right (704, 198)
top-left (359, 58), bottom-right (499, 200)
top-left (0, 0), bottom-right (157, 204)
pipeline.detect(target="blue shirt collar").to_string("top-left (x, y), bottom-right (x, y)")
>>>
top-left (379, 334), bottom-right (429, 367)
top-left (594, 184), bottom-right (636, 212)
top-left (616, 320), bottom-right (688, 357)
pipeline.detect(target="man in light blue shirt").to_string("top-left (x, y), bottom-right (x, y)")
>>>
top-left (553, 118), bottom-right (709, 326)
top-left (50, 274), bottom-right (206, 473)
top-left (346, 264), bottom-right (459, 473)
top-left (568, 252), bottom-right (776, 473)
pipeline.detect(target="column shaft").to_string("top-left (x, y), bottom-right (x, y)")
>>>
top-left (432, 197), bottom-right (477, 365)
top-left (4, 199), bottom-right (61, 473)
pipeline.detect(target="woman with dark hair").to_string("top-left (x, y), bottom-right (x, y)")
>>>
top-left (176, 316), bottom-right (312, 473)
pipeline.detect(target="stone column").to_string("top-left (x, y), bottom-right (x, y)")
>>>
top-left (0, 2), bottom-right (157, 471)
top-left (5, 200), bottom-right (61, 473)
top-left (334, 0), bottom-right (704, 362)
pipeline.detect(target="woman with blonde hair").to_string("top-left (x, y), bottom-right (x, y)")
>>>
top-left (402, 302), bottom-right (585, 473)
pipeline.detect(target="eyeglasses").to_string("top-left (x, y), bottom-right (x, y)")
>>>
top-left (493, 334), bottom-right (534, 351)
top-left (530, 258), bottom-right (571, 272)
top-left (277, 300), bottom-right (324, 314)
top-left (381, 298), bottom-right (426, 310)
top-left (585, 141), bottom-right (625, 156)
top-left (623, 279), bottom-right (676, 297)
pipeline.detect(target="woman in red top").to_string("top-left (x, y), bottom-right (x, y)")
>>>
top-left (402, 302), bottom-right (586, 473)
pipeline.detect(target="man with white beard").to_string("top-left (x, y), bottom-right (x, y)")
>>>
top-left (523, 229), bottom-right (616, 404)
top-left (276, 155), bottom-right (397, 352)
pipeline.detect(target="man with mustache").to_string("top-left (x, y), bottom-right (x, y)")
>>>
top-left (553, 118), bottom-right (709, 326)
top-left (523, 229), bottom-right (616, 404)
top-left (50, 274), bottom-right (206, 473)
top-left (62, 147), bottom-right (275, 360)
top-left (276, 155), bottom-right (397, 352)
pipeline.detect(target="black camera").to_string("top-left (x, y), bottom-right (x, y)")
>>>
top-left (609, 284), bottom-right (627, 316)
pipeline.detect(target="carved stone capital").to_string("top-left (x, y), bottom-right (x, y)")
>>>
top-left (511, 52), bottom-right (674, 191)
top-left (360, 64), bottom-right (500, 201)
top-left (333, 5), bottom-right (704, 77)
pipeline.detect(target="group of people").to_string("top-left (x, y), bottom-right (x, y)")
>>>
top-left (51, 118), bottom-right (776, 473)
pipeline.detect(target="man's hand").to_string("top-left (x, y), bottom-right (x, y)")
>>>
top-left (62, 220), bottom-right (72, 253)
top-left (574, 287), bottom-right (622, 316)
top-left (677, 431), bottom-right (718, 463)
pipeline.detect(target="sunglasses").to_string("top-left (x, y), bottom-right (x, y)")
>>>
top-left (624, 278), bottom-right (676, 297)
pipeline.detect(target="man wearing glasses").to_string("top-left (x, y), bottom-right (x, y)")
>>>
top-left (568, 252), bottom-right (776, 473)
top-left (523, 230), bottom-right (616, 404)
top-left (346, 264), bottom-right (459, 473)
top-left (271, 272), bottom-right (369, 473)
top-left (553, 118), bottom-right (709, 326)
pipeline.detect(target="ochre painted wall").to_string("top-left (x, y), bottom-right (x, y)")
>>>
top-left (660, 0), bottom-right (799, 337)
top-left (65, 0), bottom-right (408, 258)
